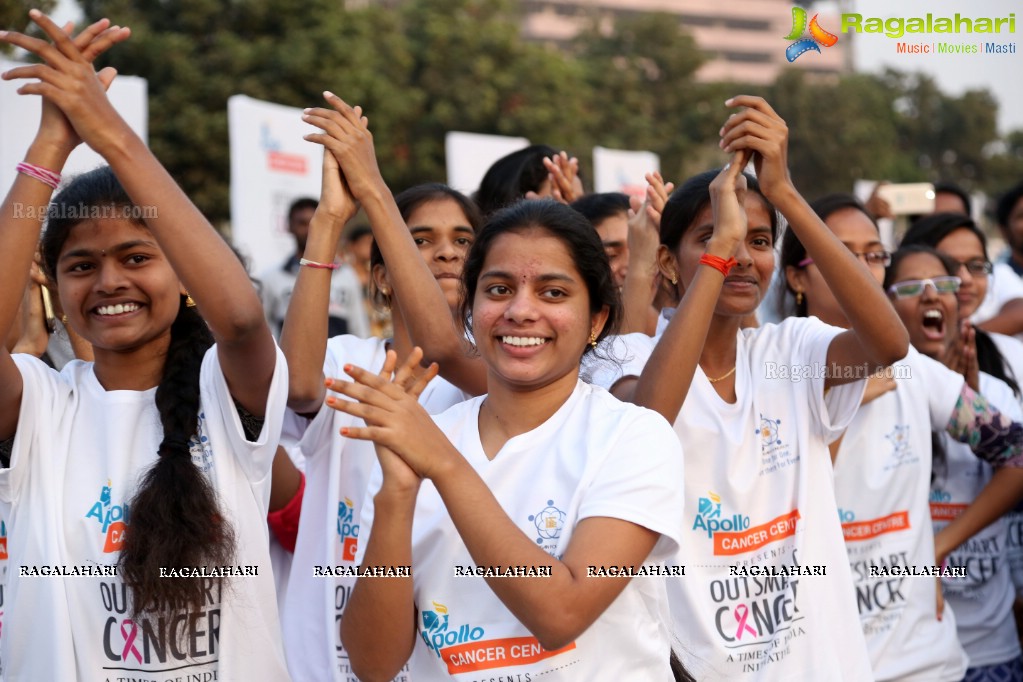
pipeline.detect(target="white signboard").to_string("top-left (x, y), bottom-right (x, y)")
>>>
top-left (0, 58), bottom-right (147, 194)
top-left (228, 94), bottom-right (324, 276)
top-left (593, 145), bottom-right (660, 200)
top-left (445, 131), bottom-right (530, 196)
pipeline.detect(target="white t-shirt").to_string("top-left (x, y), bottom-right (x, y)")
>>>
top-left (281, 335), bottom-right (468, 682)
top-left (988, 332), bottom-right (1023, 396)
top-left (931, 372), bottom-right (1023, 668)
top-left (971, 262), bottom-right (1023, 327)
top-left (593, 314), bottom-right (873, 681)
top-left (261, 258), bottom-right (370, 340)
top-left (0, 347), bottom-right (290, 682)
top-left (833, 347), bottom-right (968, 681)
top-left (358, 381), bottom-right (684, 681)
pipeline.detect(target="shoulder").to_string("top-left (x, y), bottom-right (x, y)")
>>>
top-left (574, 382), bottom-right (679, 445)
top-left (430, 395), bottom-right (484, 434)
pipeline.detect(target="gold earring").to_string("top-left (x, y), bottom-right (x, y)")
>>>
top-left (589, 331), bottom-right (598, 349)
top-left (185, 294), bottom-right (197, 308)
top-left (670, 273), bottom-right (678, 285)
top-left (60, 313), bottom-right (68, 324)
top-left (795, 291), bottom-right (803, 306)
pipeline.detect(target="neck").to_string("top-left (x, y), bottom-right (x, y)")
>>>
top-left (91, 336), bottom-right (171, 391)
top-left (481, 369), bottom-right (578, 445)
top-left (700, 313), bottom-right (741, 373)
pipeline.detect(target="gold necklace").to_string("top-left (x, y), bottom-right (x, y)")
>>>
top-left (706, 366), bottom-right (737, 383)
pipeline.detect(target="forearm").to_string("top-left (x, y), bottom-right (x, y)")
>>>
top-left (342, 490), bottom-right (419, 681)
top-left (99, 132), bottom-right (268, 342)
top-left (632, 261), bottom-right (725, 421)
top-left (935, 467), bottom-right (1023, 563)
top-left (361, 190), bottom-right (484, 393)
top-left (619, 266), bottom-right (658, 335)
top-left (431, 454), bottom-right (624, 650)
top-left (774, 187), bottom-right (907, 366)
top-left (280, 214), bottom-right (344, 412)
top-left (976, 301), bottom-right (1023, 337)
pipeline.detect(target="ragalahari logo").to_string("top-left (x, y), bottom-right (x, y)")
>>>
top-left (784, 6), bottom-right (839, 62)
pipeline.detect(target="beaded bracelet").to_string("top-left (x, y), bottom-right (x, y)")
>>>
top-left (700, 253), bottom-right (738, 277)
top-left (299, 258), bottom-right (340, 270)
top-left (16, 162), bottom-right (61, 190)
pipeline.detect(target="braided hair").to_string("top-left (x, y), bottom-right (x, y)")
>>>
top-left (40, 166), bottom-right (235, 620)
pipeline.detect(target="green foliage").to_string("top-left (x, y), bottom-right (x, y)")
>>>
top-left (0, 1), bottom-right (58, 55)
top-left (23, 0), bottom-right (1016, 223)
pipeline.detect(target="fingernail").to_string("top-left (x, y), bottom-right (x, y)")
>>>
top-left (725, 98), bottom-right (734, 105)
top-left (0, 31), bottom-right (7, 38)
top-left (29, 9), bottom-right (40, 18)
top-left (343, 364), bottom-right (353, 373)
top-left (326, 396), bottom-right (335, 405)
top-left (341, 427), bottom-right (349, 436)
top-left (324, 377), bottom-right (333, 386)
top-left (324, 90), bottom-right (335, 99)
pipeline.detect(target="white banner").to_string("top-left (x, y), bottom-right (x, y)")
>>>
top-left (445, 131), bottom-right (530, 196)
top-left (592, 145), bottom-right (660, 200)
top-left (0, 58), bottom-right (147, 195)
top-left (228, 94), bottom-right (323, 276)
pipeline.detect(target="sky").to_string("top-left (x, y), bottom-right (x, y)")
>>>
top-left (842, 0), bottom-right (1021, 134)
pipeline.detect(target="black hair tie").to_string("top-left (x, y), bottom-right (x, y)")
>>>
top-left (160, 437), bottom-right (192, 455)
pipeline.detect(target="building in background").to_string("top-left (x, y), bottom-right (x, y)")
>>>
top-left (520, 0), bottom-right (848, 84)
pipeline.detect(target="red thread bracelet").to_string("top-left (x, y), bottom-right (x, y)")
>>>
top-left (299, 258), bottom-right (340, 270)
top-left (700, 253), bottom-right (738, 276)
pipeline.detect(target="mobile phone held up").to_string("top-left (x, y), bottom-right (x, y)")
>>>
top-left (876, 183), bottom-right (935, 215)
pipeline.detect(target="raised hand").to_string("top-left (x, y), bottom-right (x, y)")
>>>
top-left (644, 171), bottom-right (674, 228)
top-left (943, 321), bottom-right (980, 392)
top-left (719, 96), bottom-right (792, 201)
top-left (1, 11), bottom-right (131, 155)
top-left (707, 150), bottom-right (752, 257)
top-left (324, 348), bottom-right (447, 486)
top-left (302, 92), bottom-right (384, 202)
top-left (542, 151), bottom-right (581, 204)
top-left (317, 145), bottom-right (359, 226)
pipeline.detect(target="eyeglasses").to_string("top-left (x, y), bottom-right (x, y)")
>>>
top-left (952, 259), bottom-right (993, 276)
top-left (798, 251), bottom-right (891, 268)
top-left (887, 276), bottom-right (961, 299)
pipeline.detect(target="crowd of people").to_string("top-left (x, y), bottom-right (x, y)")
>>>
top-left (3, 10), bottom-right (1023, 682)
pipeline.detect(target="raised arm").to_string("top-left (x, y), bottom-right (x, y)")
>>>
top-left (623, 154), bottom-right (750, 422)
top-left (721, 95), bottom-right (908, 385)
top-left (619, 173), bottom-right (674, 335)
top-left (302, 93), bottom-right (487, 395)
top-left (6, 12), bottom-right (276, 413)
top-left (0, 16), bottom-right (128, 439)
top-left (279, 149), bottom-right (357, 413)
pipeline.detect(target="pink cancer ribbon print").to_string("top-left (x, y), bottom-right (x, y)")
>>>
top-left (120, 619), bottom-right (142, 663)
top-left (734, 604), bottom-right (757, 640)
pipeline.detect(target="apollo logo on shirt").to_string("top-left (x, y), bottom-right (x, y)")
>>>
top-left (692, 493), bottom-right (800, 556)
top-left (839, 507), bottom-right (911, 542)
top-left (421, 600), bottom-right (575, 675)
top-left (337, 497), bottom-right (359, 562)
top-left (84, 480), bottom-right (130, 553)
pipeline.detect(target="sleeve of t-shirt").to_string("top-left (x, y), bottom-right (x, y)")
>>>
top-left (993, 263), bottom-right (1023, 307)
top-left (0, 354), bottom-right (68, 503)
top-left (780, 317), bottom-right (866, 441)
top-left (201, 343), bottom-right (288, 483)
top-left (576, 405), bottom-right (684, 563)
top-left (908, 348), bottom-right (966, 426)
top-left (585, 333), bottom-right (657, 391)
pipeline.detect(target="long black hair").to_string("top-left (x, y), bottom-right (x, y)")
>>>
top-left (40, 166), bottom-right (233, 620)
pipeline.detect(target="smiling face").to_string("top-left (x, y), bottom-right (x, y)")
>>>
top-left (471, 227), bottom-right (608, 393)
top-left (55, 218), bottom-right (182, 357)
top-left (669, 194), bottom-right (774, 317)
top-left (935, 228), bottom-right (988, 319)
top-left (888, 252), bottom-right (959, 359)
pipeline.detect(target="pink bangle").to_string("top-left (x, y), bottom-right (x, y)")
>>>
top-left (299, 258), bottom-right (340, 270)
top-left (16, 162), bottom-right (61, 190)
top-left (700, 253), bottom-right (738, 277)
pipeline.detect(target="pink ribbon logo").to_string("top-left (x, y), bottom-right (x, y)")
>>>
top-left (120, 619), bottom-right (142, 663)
top-left (734, 604), bottom-right (757, 640)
